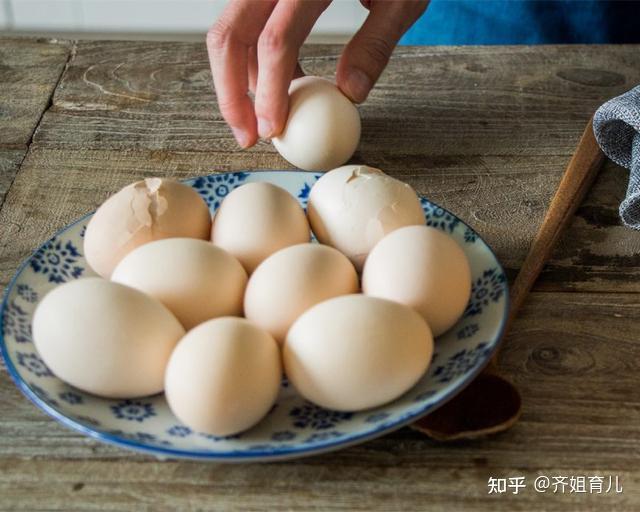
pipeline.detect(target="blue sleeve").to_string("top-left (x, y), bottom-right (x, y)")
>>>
top-left (399, 0), bottom-right (640, 45)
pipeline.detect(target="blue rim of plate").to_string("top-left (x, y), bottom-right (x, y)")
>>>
top-left (0, 170), bottom-right (510, 461)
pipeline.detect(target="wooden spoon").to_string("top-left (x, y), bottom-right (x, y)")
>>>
top-left (411, 118), bottom-right (605, 441)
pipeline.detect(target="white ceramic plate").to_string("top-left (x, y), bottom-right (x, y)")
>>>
top-left (0, 171), bottom-right (509, 461)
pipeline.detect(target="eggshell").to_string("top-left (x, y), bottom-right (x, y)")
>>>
top-left (307, 165), bottom-right (424, 271)
top-left (211, 182), bottom-right (310, 273)
top-left (362, 225), bottom-right (472, 337)
top-left (32, 278), bottom-right (185, 398)
top-left (111, 238), bottom-right (247, 330)
top-left (284, 295), bottom-right (433, 411)
top-left (272, 76), bottom-right (361, 171)
top-left (244, 243), bottom-right (359, 343)
top-left (84, 178), bottom-right (212, 278)
top-left (165, 317), bottom-right (281, 436)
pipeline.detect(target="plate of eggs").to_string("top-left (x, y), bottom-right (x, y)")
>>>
top-left (1, 164), bottom-right (508, 461)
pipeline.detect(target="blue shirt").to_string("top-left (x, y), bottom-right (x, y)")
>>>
top-left (399, 0), bottom-right (640, 45)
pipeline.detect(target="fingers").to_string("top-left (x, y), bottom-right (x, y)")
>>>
top-left (206, 0), bottom-right (276, 147)
top-left (254, 0), bottom-right (331, 138)
top-left (249, 47), bottom-right (305, 96)
top-left (248, 44), bottom-right (258, 94)
top-left (337, 0), bottom-right (428, 103)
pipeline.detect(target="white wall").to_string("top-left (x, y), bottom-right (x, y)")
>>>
top-left (0, 1), bottom-right (8, 28)
top-left (1, 0), bottom-right (368, 38)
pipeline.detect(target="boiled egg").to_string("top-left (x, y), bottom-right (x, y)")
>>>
top-left (284, 295), bottom-right (433, 411)
top-left (307, 164), bottom-right (425, 271)
top-left (362, 225), bottom-right (471, 337)
top-left (244, 243), bottom-right (359, 343)
top-left (165, 317), bottom-right (281, 436)
top-left (84, 178), bottom-right (211, 278)
top-left (111, 238), bottom-right (247, 330)
top-left (272, 76), bottom-right (361, 171)
top-left (32, 278), bottom-right (184, 398)
top-left (211, 182), bottom-right (310, 273)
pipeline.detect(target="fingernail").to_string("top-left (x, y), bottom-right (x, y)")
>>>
top-left (345, 68), bottom-right (372, 103)
top-left (231, 127), bottom-right (251, 148)
top-left (258, 118), bottom-right (274, 139)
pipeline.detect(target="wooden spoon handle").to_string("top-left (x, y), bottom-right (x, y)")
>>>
top-left (506, 117), bottom-right (605, 331)
top-left (411, 118), bottom-right (604, 441)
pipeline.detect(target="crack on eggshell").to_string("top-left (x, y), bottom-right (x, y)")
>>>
top-left (345, 165), bottom-right (382, 184)
top-left (119, 179), bottom-right (169, 245)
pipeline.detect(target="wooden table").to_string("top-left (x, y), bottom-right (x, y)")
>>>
top-left (1, 37), bottom-right (639, 511)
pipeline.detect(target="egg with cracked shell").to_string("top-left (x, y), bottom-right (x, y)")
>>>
top-left (307, 165), bottom-right (425, 271)
top-left (84, 177), bottom-right (212, 278)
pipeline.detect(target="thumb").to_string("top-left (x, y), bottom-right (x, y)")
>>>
top-left (337, 1), bottom-right (428, 103)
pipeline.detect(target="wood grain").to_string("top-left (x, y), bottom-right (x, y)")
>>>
top-left (11, 40), bottom-right (640, 291)
top-left (3, 148), bottom-right (640, 294)
top-left (34, 43), bottom-right (640, 156)
top-left (0, 460), bottom-right (637, 511)
top-left (0, 292), bottom-right (638, 510)
top-left (541, 159), bottom-right (640, 292)
top-left (0, 148), bottom-right (563, 289)
top-left (2, 39), bottom-right (640, 511)
top-left (0, 150), bottom-right (24, 210)
top-left (0, 37), bottom-right (72, 149)
top-left (508, 118), bottom-right (604, 321)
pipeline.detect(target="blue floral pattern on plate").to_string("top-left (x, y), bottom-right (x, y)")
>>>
top-left (464, 226), bottom-right (479, 243)
top-left (0, 170), bottom-right (508, 461)
top-left (432, 343), bottom-right (493, 383)
top-left (16, 284), bottom-right (38, 303)
top-left (421, 197), bottom-right (461, 233)
top-left (111, 400), bottom-right (156, 422)
top-left (191, 172), bottom-right (250, 209)
top-left (59, 390), bottom-right (83, 405)
top-left (2, 300), bottom-right (32, 343)
top-left (30, 238), bottom-right (84, 284)
top-left (464, 268), bottom-right (507, 317)
top-left (456, 323), bottom-right (479, 340)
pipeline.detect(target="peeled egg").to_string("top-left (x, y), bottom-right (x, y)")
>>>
top-left (84, 178), bottom-right (212, 278)
top-left (362, 225), bottom-right (472, 337)
top-left (244, 243), bottom-right (359, 343)
top-left (165, 317), bottom-right (281, 436)
top-left (307, 165), bottom-right (424, 271)
top-left (284, 295), bottom-right (433, 411)
top-left (111, 238), bottom-right (247, 330)
top-left (272, 76), bottom-right (361, 171)
top-left (32, 278), bottom-right (185, 398)
top-left (211, 182), bottom-right (310, 273)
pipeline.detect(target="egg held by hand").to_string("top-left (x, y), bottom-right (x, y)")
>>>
top-left (32, 278), bottom-right (185, 398)
top-left (111, 238), bottom-right (247, 330)
top-left (84, 178), bottom-right (212, 278)
top-left (272, 76), bottom-right (361, 172)
top-left (165, 317), bottom-right (281, 436)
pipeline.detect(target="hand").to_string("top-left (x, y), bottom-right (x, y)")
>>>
top-left (206, 0), bottom-right (429, 148)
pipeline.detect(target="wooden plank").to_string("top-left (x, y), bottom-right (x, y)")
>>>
top-left (3, 147), bottom-right (640, 293)
top-left (2, 39), bottom-right (640, 511)
top-left (539, 160), bottom-right (640, 292)
top-left (0, 148), bottom-right (559, 290)
top-left (0, 150), bottom-right (24, 210)
top-left (0, 292), bottom-right (638, 510)
top-left (0, 37), bottom-right (72, 149)
top-left (33, 43), bottom-right (640, 156)
top-left (0, 459), bottom-right (636, 511)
